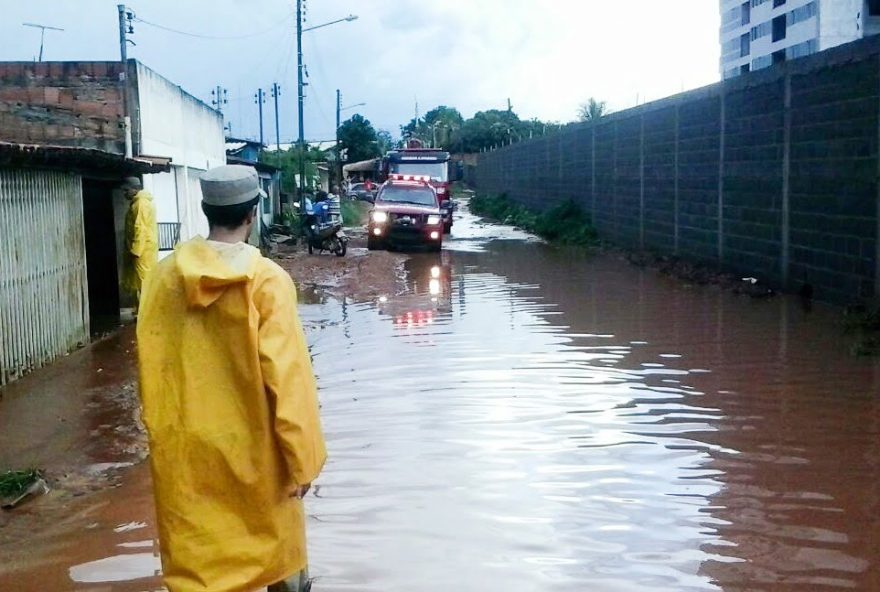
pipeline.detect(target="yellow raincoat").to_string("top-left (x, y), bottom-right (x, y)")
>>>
top-left (123, 190), bottom-right (159, 296)
top-left (136, 237), bottom-right (327, 592)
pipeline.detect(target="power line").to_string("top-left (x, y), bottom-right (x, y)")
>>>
top-left (133, 13), bottom-right (293, 41)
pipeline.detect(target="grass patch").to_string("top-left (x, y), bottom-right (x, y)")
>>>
top-left (470, 193), bottom-right (598, 247)
top-left (341, 199), bottom-right (371, 227)
top-left (451, 183), bottom-right (473, 199)
top-left (0, 469), bottom-right (41, 498)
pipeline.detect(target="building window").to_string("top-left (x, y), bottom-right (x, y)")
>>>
top-left (772, 49), bottom-right (786, 64)
top-left (870, 0), bottom-right (880, 16)
top-left (772, 15), bottom-right (787, 41)
top-left (741, 63), bottom-right (751, 75)
top-left (787, 38), bottom-right (818, 60)
top-left (751, 21), bottom-right (772, 40)
top-left (742, 1), bottom-right (751, 25)
top-left (787, 2), bottom-right (817, 27)
top-left (773, 0), bottom-right (785, 7)
top-left (721, 6), bottom-right (742, 34)
top-left (753, 54), bottom-right (772, 70)
top-left (741, 33), bottom-right (751, 57)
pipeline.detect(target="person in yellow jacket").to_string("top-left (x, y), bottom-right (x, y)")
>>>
top-left (122, 177), bottom-right (158, 308)
top-left (137, 165), bottom-right (327, 592)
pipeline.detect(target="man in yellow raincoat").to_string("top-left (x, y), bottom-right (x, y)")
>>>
top-left (137, 165), bottom-right (327, 592)
top-left (122, 177), bottom-right (158, 308)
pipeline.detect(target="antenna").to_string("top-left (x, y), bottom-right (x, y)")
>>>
top-left (22, 22), bottom-right (65, 62)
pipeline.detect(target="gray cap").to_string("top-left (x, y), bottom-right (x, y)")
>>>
top-left (200, 165), bottom-right (266, 207)
top-left (123, 177), bottom-right (142, 189)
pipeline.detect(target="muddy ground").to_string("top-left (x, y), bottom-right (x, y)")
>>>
top-left (273, 228), bottom-right (406, 304)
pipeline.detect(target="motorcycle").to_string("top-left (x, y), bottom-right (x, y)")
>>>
top-left (303, 198), bottom-right (348, 257)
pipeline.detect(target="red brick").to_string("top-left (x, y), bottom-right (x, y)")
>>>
top-left (44, 87), bottom-right (60, 105)
top-left (27, 87), bottom-right (44, 103)
top-left (102, 102), bottom-right (121, 118)
top-left (0, 88), bottom-right (29, 103)
top-left (58, 89), bottom-right (74, 109)
top-left (74, 100), bottom-right (104, 117)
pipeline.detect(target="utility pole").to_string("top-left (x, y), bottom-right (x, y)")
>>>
top-left (23, 23), bottom-right (64, 62)
top-left (116, 5), bottom-right (134, 157)
top-left (211, 86), bottom-right (228, 113)
top-left (118, 5), bottom-right (127, 63)
top-left (271, 83), bottom-right (281, 152)
top-left (116, 5), bottom-right (135, 63)
top-left (336, 89), bottom-right (342, 185)
top-left (296, 0), bottom-right (306, 194)
top-left (507, 97), bottom-right (512, 114)
top-left (255, 88), bottom-right (266, 146)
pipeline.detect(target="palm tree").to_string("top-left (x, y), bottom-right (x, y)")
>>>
top-left (577, 98), bottom-right (609, 122)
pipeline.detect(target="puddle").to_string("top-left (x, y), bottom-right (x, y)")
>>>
top-left (69, 552), bottom-right (161, 584)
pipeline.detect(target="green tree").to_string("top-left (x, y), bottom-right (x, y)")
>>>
top-left (455, 109), bottom-right (524, 152)
top-left (577, 98), bottom-right (609, 122)
top-left (402, 106), bottom-right (464, 150)
top-left (261, 144), bottom-right (326, 193)
top-left (338, 114), bottom-right (380, 163)
top-left (376, 129), bottom-right (395, 155)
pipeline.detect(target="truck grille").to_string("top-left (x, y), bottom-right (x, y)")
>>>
top-left (389, 213), bottom-right (427, 225)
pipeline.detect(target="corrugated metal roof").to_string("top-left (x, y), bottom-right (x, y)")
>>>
top-left (0, 142), bottom-right (170, 174)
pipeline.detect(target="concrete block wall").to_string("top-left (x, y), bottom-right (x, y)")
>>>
top-left (476, 35), bottom-right (880, 305)
top-left (0, 62), bottom-right (127, 153)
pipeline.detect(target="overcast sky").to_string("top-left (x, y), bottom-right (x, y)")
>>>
top-left (1, 1), bottom-right (720, 143)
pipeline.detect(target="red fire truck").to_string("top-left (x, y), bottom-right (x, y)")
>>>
top-left (382, 140), bottom-right (454, 232)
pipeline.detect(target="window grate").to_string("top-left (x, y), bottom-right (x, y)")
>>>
top-left (157, 222), bottom-right (181, 251)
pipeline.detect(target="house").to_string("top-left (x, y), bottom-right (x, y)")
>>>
top-left (316, 163), bottom-right (330, 192)
top-left (0, 141), bottom-right (167, 385)
top-left (225, 137), bottom-right (282, 228)
top-left (0, 60), bottom-right (226, 246)
top-left (0, 60), bottom-right (225, 384)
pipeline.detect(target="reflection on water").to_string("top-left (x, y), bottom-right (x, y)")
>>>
top-left (69, 550), bottom-right (161, 584)
top-left (303, 210), bottom-right (880, 591)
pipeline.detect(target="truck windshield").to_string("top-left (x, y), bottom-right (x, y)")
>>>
top-left (389, 162), bottom-right (448, 182)
top-left (379, 186), bottom-right (437, 207)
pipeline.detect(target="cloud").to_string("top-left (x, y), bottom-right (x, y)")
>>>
top-left (1, 0), bottom-right (720, 142)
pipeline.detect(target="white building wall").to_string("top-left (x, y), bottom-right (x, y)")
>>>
top-left (134, 62), bottom-right (225, 242)
top-left (818, 0), bottom-right (862, 50)
top-left (720, 0), bottom-right (871, 78)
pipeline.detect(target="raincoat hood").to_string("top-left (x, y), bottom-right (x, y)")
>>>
top-left (175, 237), bottom-right (260, 308)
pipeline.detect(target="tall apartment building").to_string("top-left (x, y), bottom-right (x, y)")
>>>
top-left (721, 0), bottom-right (880, 79)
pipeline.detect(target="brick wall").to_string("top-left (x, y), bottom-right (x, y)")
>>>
top-left (0, 62), bottom-right (127, 153)
top-left (476, 36), bottom-right (880, 305)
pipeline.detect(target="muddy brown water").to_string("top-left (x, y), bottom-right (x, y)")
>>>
top-left (4, 204), bottom-right (880, 591)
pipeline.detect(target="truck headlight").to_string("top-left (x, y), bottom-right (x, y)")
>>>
top-left (372, 211), bottom-right (388, 223)
top-left (427, 215), bottom-right (441, 226)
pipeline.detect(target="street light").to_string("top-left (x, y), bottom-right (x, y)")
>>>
top-left (303, 14), bottom-right (358, 33)
top-left (296, 3), bottom-right (358, 195)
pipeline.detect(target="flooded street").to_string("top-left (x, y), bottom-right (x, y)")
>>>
top-left (2, 204), bottom-right (880, 591)
top-left (305, 206), bottom-right (880, 591)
